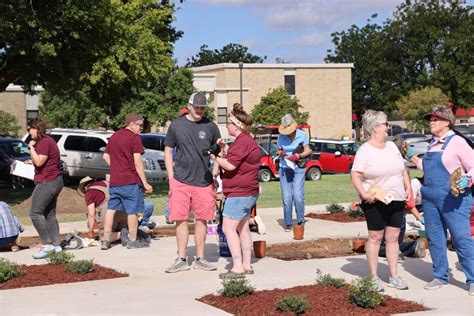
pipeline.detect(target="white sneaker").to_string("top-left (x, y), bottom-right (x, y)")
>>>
top-left (254, 215), bottom-right (266, 235)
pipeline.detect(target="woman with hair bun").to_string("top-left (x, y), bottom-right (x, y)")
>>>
top-left (212, 103), bottom-right (260, 278)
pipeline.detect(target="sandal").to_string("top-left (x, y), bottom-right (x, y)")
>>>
top-left (244, 269), bottom-right (254, 275)
top-left (219, 270), bottom-right (246, 279)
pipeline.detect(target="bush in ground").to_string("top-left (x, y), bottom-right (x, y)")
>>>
top-left (46, 251), bottom-right (75, 265)
top-left (65, 259), bottom-right (95, 275)
top-left (219, 278), bottom-right (255, 298)
top-left (347, 208), bottom-right (364, 218)
top-left (326, 202), bottom-right (345, 214)
top-left (0, 258), bottom-right (22, 282)
top-left (276, 295), bottom-right (311, 314)
top-left (315, 269), bottom-right (345, 288)
top-left (348, 276), bottom-right (385, 308)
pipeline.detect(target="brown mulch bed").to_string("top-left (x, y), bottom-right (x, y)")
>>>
top-left (0, 264), bottom-right (128, 290)
top-left (15, 187), bottom-right (86, 215)
top-left (305, 212), bottom-right (366, 222)
top-left (266, 238), bottom-right (363, 261)
top-left (198, 285), bottom-right (428, 315)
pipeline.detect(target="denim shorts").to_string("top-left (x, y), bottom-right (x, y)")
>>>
top-left (223, 196), bottom-right (258, 221)
top-left (108, 184), bottom-right (144, 215)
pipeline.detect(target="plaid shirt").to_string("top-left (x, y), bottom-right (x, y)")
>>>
top-left (0, 202), bottom-right (23, 238)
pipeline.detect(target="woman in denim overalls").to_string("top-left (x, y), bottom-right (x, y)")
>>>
top-left (409, 105), bottom-right (474, 295)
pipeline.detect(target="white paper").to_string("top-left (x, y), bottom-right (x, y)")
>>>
top-left (10, 160), bottom-right (35, 180)
top-left (284, 158), bottom-right (295, 170)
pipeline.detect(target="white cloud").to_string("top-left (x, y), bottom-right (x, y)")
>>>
top-left (278, 33), bottom-right (328, 47)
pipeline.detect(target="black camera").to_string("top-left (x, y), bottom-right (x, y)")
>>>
top-left (202, 143), bottom-right (221, 157)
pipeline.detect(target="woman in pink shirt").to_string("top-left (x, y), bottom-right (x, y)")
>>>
top-left (351, 110), bottom-right (412, 292)
top-left (408, 105), bottom-right (473, 295)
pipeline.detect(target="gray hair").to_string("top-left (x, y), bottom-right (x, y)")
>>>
top-left (362, 110), bottom-right (387, 135)
top-left (281, 113), bottom-right (295, 125)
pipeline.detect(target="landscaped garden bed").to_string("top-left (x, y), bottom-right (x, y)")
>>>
top-left (198, 275), bottom-right (429, 315)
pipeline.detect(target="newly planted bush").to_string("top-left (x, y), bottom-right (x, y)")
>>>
top-left (65, 259), bottom-right (94, 275)
top-left (326, 202), bottom-right (345, 214)
top-left (347, 208), bottom-right (364, 218)
top-left (277, 295), bottom-right (311, 314)
top-left (46, 251), bottom-right (75, 265)
top-left (0, 258), bottom-right (22, 282)
top-left (315, 269), bottom-right (345, 288)
top-left (348, 276), bottom-right (385, 308)
top-left (219, 278), bottom-right (255, 297)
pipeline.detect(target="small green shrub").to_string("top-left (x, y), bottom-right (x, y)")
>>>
top-left (326, 202), bottom-right (345, 214)
top-left (315, 269), bottom-right (345, 288)
top-left (46, 251), bottom-right (75, 265)
top-left (347, 208), bottom-right (364, 218)
top-left (348, 276), bottom-right (385, 308)
top-left (219, 278), bottom-right (255, 297)
top-left (65, 259), bottom-right (95, 275)
top-left (0, 258), bottom-right (22, 282)
top-left (276, 295), bottom-right (311, 314)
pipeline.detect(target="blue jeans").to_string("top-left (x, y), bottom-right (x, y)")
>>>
top-left (164, 196), bottom-right (170, 219)
top-left (140, 200), bottom-right (155, 225)
top-left (279, 167), bottom-right (305, 226)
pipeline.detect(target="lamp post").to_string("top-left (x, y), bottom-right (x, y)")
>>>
top-left (239, 61), bottom-right (243, 106)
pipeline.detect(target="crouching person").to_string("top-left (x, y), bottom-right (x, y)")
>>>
top-left (0, 202), bottom-right (24, 252)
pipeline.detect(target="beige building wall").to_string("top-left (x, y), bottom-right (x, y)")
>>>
top-left (192, 63), bottom-right (353, 139)
top-left (0, 85), bottom-right (43, 136)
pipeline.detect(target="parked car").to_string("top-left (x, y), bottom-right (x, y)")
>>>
top-left (454, 123), bottom-right (474, 136)
top-left (238, 125), bottom-right (323, 182)
top-left (309, 139), bottom-right (358, 173)
top-left (23, 129), bottom-right (167, 182)
top-left (0, 137), bottom-right (32, 188)
top-left (388, 124), bottom-right (408, 137)
top-left (392, 133), bottom-right (429, 144)
top-left (140, 133), bottom-right (166, 151)
top-left (407, 138), bottom-right (432, 159)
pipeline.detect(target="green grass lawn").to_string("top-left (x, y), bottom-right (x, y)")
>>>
top-left (2, 169), bottom-right (423, 224)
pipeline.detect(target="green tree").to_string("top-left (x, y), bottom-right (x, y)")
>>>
top-left (1, 0), bottom-right (182, 119)
top-left (387, 0), bottom-right (473, 111)
top-left (0, 110), bottom-right (21, 138)
top-left (326, 0), bottom-right (473, 114)
top-left (186, 43), bottom-right (266, 67)
top-left (326, 15), bottom-right (408, 114)
top-left (251, 87), bottom-right (308, 126)
top-left (396, 87), bottom-right (449, 132)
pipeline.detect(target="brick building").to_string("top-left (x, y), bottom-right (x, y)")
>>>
top-left (191, 63), bottom-right (353, 139)
top-left (0, 84), bottom-right (42, 135)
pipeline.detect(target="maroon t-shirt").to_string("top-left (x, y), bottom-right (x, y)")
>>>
top-left (105, 128), bottom-right (144, 187)
top-left (222, 132), bottom-right (260, 197)
top-left (33, 135), bottom-right (61, 183)
top-left (84, 181), bottom-right (107, 206)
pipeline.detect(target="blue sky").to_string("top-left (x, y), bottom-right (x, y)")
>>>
top-left (172, 0), bottom-right (473, 66)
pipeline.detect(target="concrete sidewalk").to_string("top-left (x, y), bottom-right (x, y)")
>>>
top-left (1, 205), bottom-right (473, 315)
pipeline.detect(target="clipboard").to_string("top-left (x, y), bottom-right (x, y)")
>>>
top-left (10, 160), bottom-right (35, 180)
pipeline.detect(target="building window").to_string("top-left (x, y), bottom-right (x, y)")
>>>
top-left (217, 107), bottom-right (228, 124)
top-left (26, 110), bottom-right (38, 123)
top-left (284, 75), bottom-right (295, 95)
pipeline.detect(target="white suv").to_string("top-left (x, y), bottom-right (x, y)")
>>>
top-left (23, 128), bottom-right (167, 182)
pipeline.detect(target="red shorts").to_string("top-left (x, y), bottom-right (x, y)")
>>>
top-left (168, 177), bottom-right (216, 221)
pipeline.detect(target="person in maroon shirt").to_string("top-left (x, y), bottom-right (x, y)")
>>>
top-left (212, 103), bottom-right (260, 278)
top-left (26, 118), bottom-right (64, 259)
top-left (102, 113), bottom-right (153, 250)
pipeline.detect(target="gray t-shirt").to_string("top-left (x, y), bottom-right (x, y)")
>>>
top-left (165, 116), bottom-right (221, 186)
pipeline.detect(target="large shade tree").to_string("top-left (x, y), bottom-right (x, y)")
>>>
top-left (2, 0), bottom-right (182, 120)
top-left (186, 43), bottom-right (266, 67)
top-left (326, 0), bottom-right (473, 114)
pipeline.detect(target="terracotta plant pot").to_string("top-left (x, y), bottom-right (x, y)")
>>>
top-left (419, 237), bottom-right (428, 249)
top-left (253, 240), bottom-right (266, 258)
top-left (293, 225), bottom-right (304, 240)
top-left (352, 239), bottom-right (365, 253)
